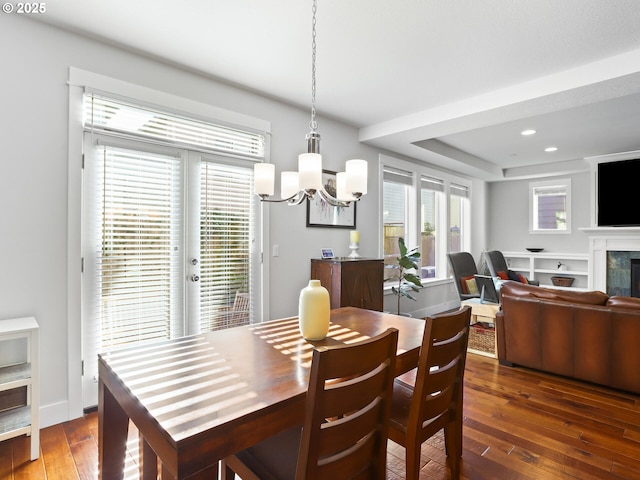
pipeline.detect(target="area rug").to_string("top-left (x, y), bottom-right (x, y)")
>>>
top-left (468, 322), bottom-right (495, 355)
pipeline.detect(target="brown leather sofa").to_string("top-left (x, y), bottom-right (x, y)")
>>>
top-left (495, 281), bottom-right (640, 394)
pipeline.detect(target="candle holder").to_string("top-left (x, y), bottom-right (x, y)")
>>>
top-left (348, 230), bottom-right (360, 258)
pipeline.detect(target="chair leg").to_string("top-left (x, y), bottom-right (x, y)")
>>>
top-left (404, 441), bottom-right (422, 480)
top-left (444, 423), bottom-right (462, 480)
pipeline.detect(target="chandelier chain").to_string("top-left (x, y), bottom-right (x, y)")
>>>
top-left (310, 0), bottom-right (318, 132)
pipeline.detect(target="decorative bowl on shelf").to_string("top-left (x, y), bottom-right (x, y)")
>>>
top-left (526, 247), bottom-right (544, 253)
top-left (551, 276), bottom-right (574, 287)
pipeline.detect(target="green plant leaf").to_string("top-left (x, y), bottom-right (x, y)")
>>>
top-left (391, 237), bottom-right (423, 314)
top-left (401, 291), bottom-right (417, 301)
top-left (398, 237), bottom-right (408, 257)
top-left (398, 256), bottom-right (417, 270)
top-left (404, 273), bottom-right (422, 286)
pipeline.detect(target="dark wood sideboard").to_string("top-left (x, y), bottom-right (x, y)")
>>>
top-left (310, 258), bottom-right (384, 311)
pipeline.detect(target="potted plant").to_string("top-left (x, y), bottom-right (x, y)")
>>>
top-left (390, 237), bottom-right (423, 315)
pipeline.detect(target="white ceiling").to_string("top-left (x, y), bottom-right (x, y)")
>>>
top-left (33, 0), bottom-right (640, 181)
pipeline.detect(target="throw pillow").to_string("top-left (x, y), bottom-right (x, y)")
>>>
top-left (506, 270), bottom-right (528, 284)
top-left (460, 275), bottom-right (475, 294)
top-left (465, 277), bottom-right (479, 295)
top-left (496, 271), bottom-right (509, 281)
top-left (460, 275), bottom-right (478, 295)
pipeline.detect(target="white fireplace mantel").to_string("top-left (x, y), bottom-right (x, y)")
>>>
top-left (581, 227), bottom-right (640, 292)
top-left (580, 227), bottom-right (640, 236)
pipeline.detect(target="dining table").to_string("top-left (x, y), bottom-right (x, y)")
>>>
top-left (98, 306), bottom-right (426, 479)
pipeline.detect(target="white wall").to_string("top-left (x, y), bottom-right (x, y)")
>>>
top-left (487, 171), bottom-right (591, 254)
top-left (0, 15), bottom-right (486, 426)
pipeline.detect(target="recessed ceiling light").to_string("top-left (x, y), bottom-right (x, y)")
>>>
top-left (545, 146), bottom-right (558, 152)
top-left (521, 129), bottom-right (536, 136)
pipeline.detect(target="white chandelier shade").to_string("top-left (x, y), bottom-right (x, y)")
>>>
top-left (253, 154), bottom-right (368, 206)
top-left (298, 153), bottom-right (323, 190)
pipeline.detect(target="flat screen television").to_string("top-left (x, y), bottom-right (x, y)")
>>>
top-left (597, 158), bottom-right (640, 227)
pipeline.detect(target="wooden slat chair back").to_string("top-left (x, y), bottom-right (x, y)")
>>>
top-left (221, 327), bottom-right (399, 480)
top-left (389, 305), bottom-right (471, 480)
top-left (230, 292), bottom-right (250, 326)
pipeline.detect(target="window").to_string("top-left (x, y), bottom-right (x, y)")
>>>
top-left (529, 179), bottom-right (571, 233)
top-left (420, 177), bottom-right (443, 279)
top-left (449, 183), bottom-right (470, 253)
top-left (381, 156), bottom-right (471, 282)
top-left (383, 167), bottom-right (413, 276)
top-left (81, 94), bottom-right (263, 407)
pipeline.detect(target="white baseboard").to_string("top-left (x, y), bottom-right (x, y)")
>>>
top-left (40, 400), bottom-right (76, 429)
top-left (409, 299), bottom-right (460, 318)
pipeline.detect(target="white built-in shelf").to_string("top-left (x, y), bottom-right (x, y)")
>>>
top-left (0, 317), bottom-right (39, 460)
top-left (0, 405), bottom-right (31, 440)
top-left (503, 252), bottom-right (589, 291)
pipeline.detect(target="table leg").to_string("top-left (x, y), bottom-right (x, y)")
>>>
top-left (184, 464), bottom-right (220, 479)
top-left (140, 436), bottom-right (158, 480)
top-left (162, 464), bottom-right (176, 480)
top-left (99, 379), bottom-right (129, 480)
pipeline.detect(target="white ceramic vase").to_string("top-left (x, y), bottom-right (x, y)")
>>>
top-left (298, 280), bottom-right (330, 340)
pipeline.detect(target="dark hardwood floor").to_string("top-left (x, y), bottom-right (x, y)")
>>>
top-left (2, 353), bottom-right (640, 479)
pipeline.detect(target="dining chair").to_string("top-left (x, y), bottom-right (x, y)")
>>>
top-left (229, 291), bottom-right (250, 326)
top-left (388, 305), bottom-right (471, 480)
top-left (216, 291), bottom-right (250, 329)
top-left (221, 327), bottom-right (399, 480)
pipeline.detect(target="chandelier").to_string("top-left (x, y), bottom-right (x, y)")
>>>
top-left (253, 0), bottom-right (368, 207)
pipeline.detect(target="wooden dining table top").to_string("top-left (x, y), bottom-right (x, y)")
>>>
top-left (98, 306), bottom-right (426, 479)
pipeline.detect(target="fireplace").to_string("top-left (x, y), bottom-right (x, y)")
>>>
top-left (585, 227), bottom-right (640, 294)
top-left (606, 251), bottom-right (640, 296)
top-left (632, 259), bottom-right (640, 298)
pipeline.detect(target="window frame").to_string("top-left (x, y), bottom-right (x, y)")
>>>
top-left (379, 155), bottom-right (472, 284)
top-left (529, 178), bottom-right (572, 234)
top-left (382, 166), bottom-right (415, 279)
top-left (67, 67), bottom-right (271, 419)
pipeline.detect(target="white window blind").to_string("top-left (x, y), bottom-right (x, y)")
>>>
top-left (421, 176), bottom-right (444, 192)
top-left (84, 94), bottom-right (265, 159)
top-left (90, 145), bottom-right (184, 354)
top-left (199, 161), bottom-right (255, 331)
top-left (450, 183), bottom-right (469, 198)
top-left (383, 166), bottom-right (413, 185)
